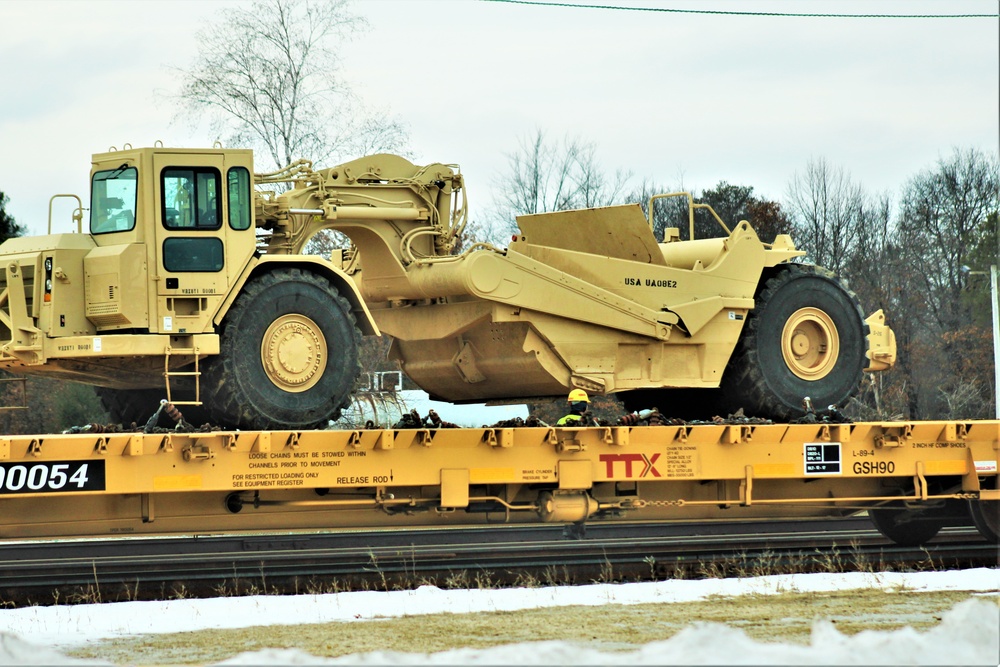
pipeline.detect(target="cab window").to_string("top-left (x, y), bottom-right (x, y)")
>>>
top-left (162, 237), bottom-right (224, 272)
top-left (162, 168), bottom-right (221, 230)
top-left (227, 167), bottom-right (252, 230)
top-left (90, 166), bottom-right (137, 234)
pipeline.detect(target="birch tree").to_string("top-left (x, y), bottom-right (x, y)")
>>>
top-left (173, 0), bottom-right (407, 171)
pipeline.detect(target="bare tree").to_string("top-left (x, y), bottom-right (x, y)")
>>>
top-left (468, 129), bottom-right (631, 245)
top-left (171, 0), bottom-right (412, 418)
top-left (898, 147), bottom-right (999, 333)
top-left (891, 148), bottom-right (1000, 419)
top-left (173, 0), bottom-right (407, 171)
top-left (624, 177), bottom-right (688, 241)
top-left (785, 157), bottom-right (867, 274)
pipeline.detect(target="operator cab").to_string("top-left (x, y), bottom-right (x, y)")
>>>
top-left (85, 146), bottom-right (257, 335)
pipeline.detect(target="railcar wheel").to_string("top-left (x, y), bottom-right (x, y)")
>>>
top-left (225, 492), bottom-right (245, 514)
top-left (968, 478), bottom-right (1000, 543)
top-left (868, 503), bottom-right (943, 546)
top-left (723, 264), bottom-right (867, 421)
top-left (201, 268), bottom-right (362, 431)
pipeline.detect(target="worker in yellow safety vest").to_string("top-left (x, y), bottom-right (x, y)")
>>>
top-left (556, 389), bottom-right (590, 426)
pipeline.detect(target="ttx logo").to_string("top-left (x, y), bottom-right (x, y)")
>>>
top-left (599, 453), bottom-right (661, 478)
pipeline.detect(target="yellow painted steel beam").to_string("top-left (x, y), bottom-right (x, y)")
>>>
top-left (0, 421), bottom-right (995, 540)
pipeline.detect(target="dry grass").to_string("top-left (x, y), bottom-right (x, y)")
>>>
top-left (68, 589), bottom-right (999, 666)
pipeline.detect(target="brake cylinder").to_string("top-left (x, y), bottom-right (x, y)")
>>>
top-left (537, 491), bottom-right (599, 523)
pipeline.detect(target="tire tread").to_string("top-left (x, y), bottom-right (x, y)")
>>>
top-left (722, 264), bottom-right (868, 420)
top-left (201, 268), bottom-right (362, 430)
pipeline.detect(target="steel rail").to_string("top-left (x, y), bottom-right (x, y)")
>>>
top-left (0, 520), bottom-right (993, 607)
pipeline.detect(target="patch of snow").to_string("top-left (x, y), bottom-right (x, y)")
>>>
top-left (0, 569), bottom-right (996, 665)
top-left (0, 633), bottom-right (107, 665)
top-left (174, 599), bottom-right (1000, 666)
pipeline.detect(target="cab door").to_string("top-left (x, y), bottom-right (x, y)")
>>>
top-left (151, 152), bottom-right (255, 335)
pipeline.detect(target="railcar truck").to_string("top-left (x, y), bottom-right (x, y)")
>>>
top-left (0, 145), bottom-right (897, 430)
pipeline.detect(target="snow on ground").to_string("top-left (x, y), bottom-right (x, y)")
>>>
top-left (0, 569), bottom-right (997, 665)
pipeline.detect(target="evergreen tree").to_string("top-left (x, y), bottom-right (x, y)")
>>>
top-left (0, 190), bottom-right (26, 243)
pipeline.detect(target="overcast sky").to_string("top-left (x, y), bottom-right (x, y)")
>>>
top-left (0, 0), bottom-right (997, 237)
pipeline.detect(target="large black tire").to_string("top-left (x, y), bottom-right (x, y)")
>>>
top-left (201, 268), bottom-right (362, 430)
top-left (722, 264), bottom-right (867, 421)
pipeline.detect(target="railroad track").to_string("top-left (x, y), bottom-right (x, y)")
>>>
top-left (0, 519), bottom-right (993, 607)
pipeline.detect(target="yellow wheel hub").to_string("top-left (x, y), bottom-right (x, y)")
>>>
top-left (261, 314), bottom-right (327, 392)
top-left (781, 307), bottom-right (839, 380)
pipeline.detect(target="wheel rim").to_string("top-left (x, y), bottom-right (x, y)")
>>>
top-left (260, 314), bottom-right (328, 393)
top-left (781, 307), bottom-right (840, 380)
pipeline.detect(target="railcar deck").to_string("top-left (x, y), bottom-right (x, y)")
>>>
top-left (0, 421), bottom-right (997, 545)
